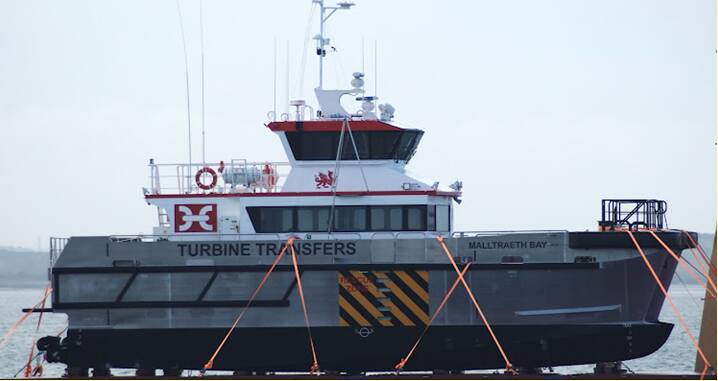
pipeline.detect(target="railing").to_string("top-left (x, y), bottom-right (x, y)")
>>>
top-left (108, 230), bottom-right (569, 265)
top-left (49, 237), bottom-right (69, 280)
top-left (599, 199), bottom-right (668, 231)
top-left (146, 159), bottom-right (291, 195)
top-left (109, 233), bottom-right (288, 243)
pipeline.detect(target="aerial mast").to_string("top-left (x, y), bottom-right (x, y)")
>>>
top-left (313, 0), bottom-right (354, 89)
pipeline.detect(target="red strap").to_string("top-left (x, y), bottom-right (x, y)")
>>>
top-left (625, 230), bottom-right (712, 378)
top-left (289, 244), bottom-right (320, 375)
top-left (436, 236), bottom-right (514, 372)
top-left (202, 237), bottom-right (296, 372)
top-left (395, 262), bottom-right (471, 372)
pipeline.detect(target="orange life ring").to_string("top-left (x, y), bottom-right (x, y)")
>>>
top-left (262, 164), bottom-right (277, 189)
top-left (195, 167), bottom-right (218, 190)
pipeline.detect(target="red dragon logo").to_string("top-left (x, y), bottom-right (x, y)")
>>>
top-left (314, 170), bottom-right (334, 189)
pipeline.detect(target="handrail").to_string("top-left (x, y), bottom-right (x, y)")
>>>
top-left (451, 230), bottom-right (567, 237)
top-left (48, 237), bottom-right (69, 280)
top-left (147, 160), bottom-right (291, 195)
top-left (109, 230), bottom-right (567, 242)
top-left (105, 230), bottom-right (571, 266)
top-left (600, 199), bottom-right (667, 230)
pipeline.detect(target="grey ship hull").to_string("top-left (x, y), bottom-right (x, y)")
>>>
top-left (40, 230), bottom-right (690, 372)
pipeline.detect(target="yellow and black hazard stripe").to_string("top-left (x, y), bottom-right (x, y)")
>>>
top-left (338, 270), bottom-right (428, 327)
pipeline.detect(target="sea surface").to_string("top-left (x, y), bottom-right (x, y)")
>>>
top-left (0, 283), bottom-right (712, 378)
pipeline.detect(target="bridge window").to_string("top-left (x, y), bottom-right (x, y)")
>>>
top-left (285, 130), bottom-right (423, 162)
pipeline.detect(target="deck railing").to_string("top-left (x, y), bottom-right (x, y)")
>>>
top-left (599, 199), bottom-right (668, 231)
top-left (146, 159), bottom-right (291, 195)
top-left (49, 237), bottom-right (69, 280)
top-left (108, 230), bottom-right (569, 264)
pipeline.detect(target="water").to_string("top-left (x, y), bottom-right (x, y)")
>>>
top-left (0, 284), bottom-right (710, 378)
top-left (1, 288), bottom-right (67, 378)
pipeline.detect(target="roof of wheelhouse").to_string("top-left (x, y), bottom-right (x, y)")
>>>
top-left (267, 120), bottom-right (418, 132)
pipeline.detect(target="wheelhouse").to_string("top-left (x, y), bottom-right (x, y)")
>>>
top-left (144, 77), bottom-right (461, 240)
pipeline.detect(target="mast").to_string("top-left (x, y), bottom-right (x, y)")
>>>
top-left (313, 0), bottom-right (354, 89)
top-left (318, 0), bottom-right (324, 89)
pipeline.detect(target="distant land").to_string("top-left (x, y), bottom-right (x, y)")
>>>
top-left (0, 234), bottom-right (714, 288)
top-left (0, 246), bottom-right (50, 287)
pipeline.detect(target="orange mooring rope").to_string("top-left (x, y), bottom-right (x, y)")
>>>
top-left (23, 344), bottom-right (35, 378)
top-left (625, 230), bottom-right (712, 379)
top-left (202, 237), bottom-right (296, 373)
top-left (436, 236), bottom-right (515, 373)
top-left (689, 246), bottom-right (710, 280)
top-left (0, 286), bottom-right (53, 351)
top-left (288, 244), bottom-right (320, 375)
top-left (680, 230), bottom-right (717, 274)
top-left (395, 262), bottom-right (471, 373)
top-left (23, 285), bottom-right (51, 378)
top-left (648, 231), bottom-right (716, 297)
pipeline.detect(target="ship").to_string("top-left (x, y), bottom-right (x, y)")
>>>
top-left (35, 0), bottom-right (697, 376)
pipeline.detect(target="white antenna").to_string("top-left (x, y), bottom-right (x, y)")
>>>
top-left (273, 36), bottom-right (277, 121)
top-left (313, 0), bottom-right (355, 89)
top-left (361, 37), bottom-right (365, 74)
top-left (374, 40), bottom-right (378, 98)
top-left (285, 41), bottom-right (290, 117)
top-left (295, 3), bottom-right (316, 101)
top-left (200, 0), bottom-right (206, 164)
top-left (174, 0), bottom-right (192, 182)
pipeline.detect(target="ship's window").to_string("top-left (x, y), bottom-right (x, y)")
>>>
top-left (285, 130), bottom-right (423, 162)
top-left (298, 132), bottom-right (337, 160)
top-left (369, 207), bottom-right (386, 230)
top-left (389, 207), bottom-right (403, 230)
top-left (406, 205), bottom-right (426, 230)
top-left (248, 204), bottom-right (440, 233)
top-left (394, 131), bottom-right (422, 161)
top-left (369, 131), bottom-right (401, 158)
top-left (122, 273), bottom-right (212, 302)
top-left (297, 207), bottom-right (315, 231)
top-left (340, 131), bottom-right (370, 160)
top-left (57, 273), bottom-right (131, 303)
top-left (248, 207), bottom-right (294, 233)
top-left (315, 208), bottom-right (330, 231)
top-left (204, 272), bottom-right (293, 301)
top-left (436, 205), bottom-right (450, 231)
top-left (369, 206), bottom-right (404, 231)
top-left (334, 206), bottom-right (367, 232)
top-left (427, 205), bottom-right (436, 231)
top-left (297, 207), bottom-right (330, 231)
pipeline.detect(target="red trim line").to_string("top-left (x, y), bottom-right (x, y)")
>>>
top-left (145, 190), bottom-right (461, 199)
top-left (267, 120), bottom-right (405, 132)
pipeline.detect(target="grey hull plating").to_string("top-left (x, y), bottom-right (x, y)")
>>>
top-left (41, 230), bottom-right (690, 371)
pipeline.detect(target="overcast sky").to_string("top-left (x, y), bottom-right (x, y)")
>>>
top-left (0, 0), bottom-right (715, 249)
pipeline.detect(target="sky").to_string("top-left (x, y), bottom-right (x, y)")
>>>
top-left (0, 0), bottom-right (715, 249)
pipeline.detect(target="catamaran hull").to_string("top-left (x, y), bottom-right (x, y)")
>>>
top-left (48, 323), bottom-right (672, 372)
top-left (39, 230), bottom-right (691, 372)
